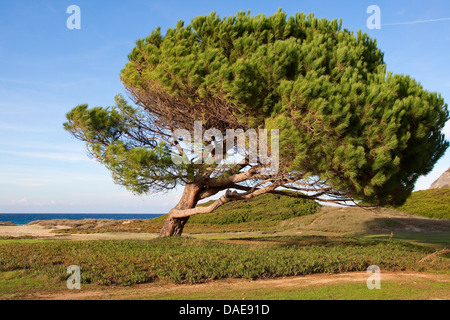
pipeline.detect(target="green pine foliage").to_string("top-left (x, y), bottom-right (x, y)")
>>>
top-left (64, 96), bottom-right (179, 194)
top-left (120, 9), bottom-right (448, 205)
top-left (65, 9), bottom-right (449, 207)
top-left (395, 189), bottom-right (450, 219)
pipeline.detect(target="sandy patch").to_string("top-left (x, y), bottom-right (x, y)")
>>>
top-left (0, 225), bottom-right (159, 240)
top-left (0, 225), bottom-right (69, 238)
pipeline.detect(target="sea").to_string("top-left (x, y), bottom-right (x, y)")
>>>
top-left (0, 213), bottom-right (163, 225)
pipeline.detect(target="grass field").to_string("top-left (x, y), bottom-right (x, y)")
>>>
top-left (0, 235), bottom-right (448, 299)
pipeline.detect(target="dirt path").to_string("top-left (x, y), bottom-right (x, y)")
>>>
top-left (31, 271), bottom-right (450, 300)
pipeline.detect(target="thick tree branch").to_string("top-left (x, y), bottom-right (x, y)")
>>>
top-left (169, 189), bottom-right (234, 218)
top-left (205, 165), bottom-right (274, 187)
top-left (169, 182), bottom-right (281, 218)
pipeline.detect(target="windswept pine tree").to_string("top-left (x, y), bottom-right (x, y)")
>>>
top-left (64, 10), bottom-right (449, 236)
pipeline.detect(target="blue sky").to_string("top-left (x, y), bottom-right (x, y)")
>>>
top-left (0, 0), bottom-right (449, 213)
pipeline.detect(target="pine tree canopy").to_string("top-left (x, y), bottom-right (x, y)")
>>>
top-left (65, 9), bottom-right (449, 208)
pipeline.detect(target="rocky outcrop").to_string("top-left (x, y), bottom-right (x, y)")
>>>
top-left (430, 168), bottom-right (450, 189)
top-left (27, 218), bottom-right (147, 231)
top-left (0, 221), bottom-right (16, 226)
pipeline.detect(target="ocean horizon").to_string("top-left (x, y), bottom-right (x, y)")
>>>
top-left (0, 213), bottom-right (164, 225)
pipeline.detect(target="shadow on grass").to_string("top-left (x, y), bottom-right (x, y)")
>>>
top-left (363, 217), bottom-right (450, 248)
top-left (224, 235), bottom-right (419, 249)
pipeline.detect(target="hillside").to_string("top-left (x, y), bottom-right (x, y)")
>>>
top-left (395, 188), bottom-right (450, 219)
top-left (193, 193), bottom-right (320, 224)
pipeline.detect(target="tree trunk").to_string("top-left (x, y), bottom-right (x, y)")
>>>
top-left (159, 183), bottom-right (202, 237)
top-left (159, 216), bottom-right (190, 237)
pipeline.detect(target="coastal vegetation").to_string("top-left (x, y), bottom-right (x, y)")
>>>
top-left (394, 189), bottom-right (450, 219)
top-left (0, 237), bottom-right (447, 289)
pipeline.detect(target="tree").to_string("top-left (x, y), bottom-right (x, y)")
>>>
top-left (64, 10), bottom-right (449, 237)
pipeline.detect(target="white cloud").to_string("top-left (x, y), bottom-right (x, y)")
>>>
top-left (0, 123), bottom-right (55, 133)
top-left (0, 163), bottom-right (110, 188)
top-left (0, 77), bottom-right (101, 90)
top-left (33, 200), bottom-right (60, 207)
top-left (383, 17), bottom-right (450, 26)
top-left (0, 150), bottom-right (91, 163)
top-left (0, 140), bottom-right (86, 153)
top-left (5, 198), bottom-right (70, 207)
top-left (9, 198), bottom-right (29, 205)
